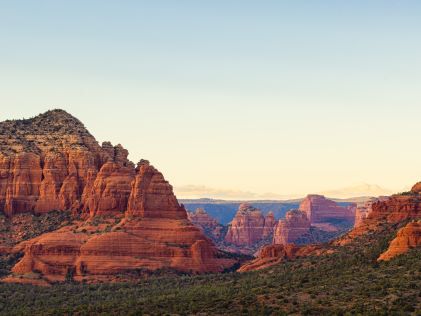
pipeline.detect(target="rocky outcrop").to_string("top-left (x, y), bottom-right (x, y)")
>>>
top-left (273, 210), bottom-right (310, 245)
top-left (368, 194), bottom-right (421, 223)
top-left (335, 183), bottom-right (421, 245)
top-left (188, 208), bottom-right (224, 241)
top-left (224, 204), bottom-right (266, 247)
top-left (0, 110), bottom-right (135, 217)
top-left (299, 195), bottom-right (356, 224)
top-left (1, 110), bottom-right (237, 283)
top-left (354, 197), bottom-right (389, 228)
top-left (238, 243), bottom-right (323, 272)
top-left (126, 160), bottom-right (187, 220)
top-left (224, 203), bottom-right (265, 246)
top-left (262, 211), bottom-right (276, 238)
top-left (411, 182), bottom-right (421, 194)
top-left (378, 221), bottom-right (421, 261)
top-left (10, 162), bottom-right (236, 282)
top-left (83, 162), bottom-right (135, 217)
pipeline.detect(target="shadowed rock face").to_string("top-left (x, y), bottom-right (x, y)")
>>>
top-left (188, 208), bottom-right (225, 241)
top-left (273, 210), bottom-right (311, 245)
top-left (378, 221), bottom-right (421, 261)
top-left (0, 110), bottom-right (236, 283)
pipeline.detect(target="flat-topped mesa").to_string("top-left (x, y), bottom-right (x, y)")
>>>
top-left (299, 194), bottom-right (356, 224)
top-left (0, 109), bottom-right (133, 216)
top-left (378, 221), bottom-right (421, 261)
top-left (273, 209), bottom-right (310, 245)
top-left (126, 160), bottom-right (187, 220)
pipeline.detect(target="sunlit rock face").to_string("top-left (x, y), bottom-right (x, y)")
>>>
top-left (1, 110), bottom-right (237, 283)
top-left (273, 209), bottom-right (311, 245)
top-left (378, 221), bottom-right (421, 261)
top-left (299, 195), bottom-right (356, 224)
top-left (225, 203), bottom-right (276, 247)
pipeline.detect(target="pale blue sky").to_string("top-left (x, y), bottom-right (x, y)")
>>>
top-left (1, 1), bottom-right (421, 198)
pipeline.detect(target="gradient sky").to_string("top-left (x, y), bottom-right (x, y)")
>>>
top-left (1, 1), bottom-right (421, 199)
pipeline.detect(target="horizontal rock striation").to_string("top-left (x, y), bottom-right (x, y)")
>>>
top-left (224, 203), bottom-right (276, 247)
top-left (1, 110), bottom-right (236, 282)
top-left (273, 209), bottom-right (311, 245)
top-left (299, 195), bottom-right (356, 224)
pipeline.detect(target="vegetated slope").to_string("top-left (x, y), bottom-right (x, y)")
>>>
top-left (0, 221), bottom-right (419, 315)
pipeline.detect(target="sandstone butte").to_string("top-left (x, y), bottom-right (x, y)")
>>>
top-left (0, 110), bottom-right (236, 284)
top-left (238, 195), bottom-right (364, 272)
top-left (224, 203), bottom-right (276, 247)
top-left (299, 194), bottom-right (356, 226)
top-left (187, 208), bottom-right (225, 241)
top-left (273, 209), bottom-right (310, 245)
top-left (270, 195), bottom-right (356, 247)
top-left (378, 221), bottom-right (421, 261)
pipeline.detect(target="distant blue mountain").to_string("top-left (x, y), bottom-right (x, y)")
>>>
top-left (181, 200), bottom-right (300, 225)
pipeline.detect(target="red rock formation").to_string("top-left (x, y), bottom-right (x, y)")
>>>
top-left (262, 211), bottom-right (276, 239)
top-left (188, 208), bottom-right (224, 240)
top-left (354, 197), bottom-right (389, 228)
top-left (378, 221), bottom-right (421, 261)
top-left (188, 208), bottom-right (218, 227)
top-left (3, 153), bottom-right (43, 216)
top-left (0, 110), bottom-right (134, 216)
top-left (299, 195), bottom-right (356, 224)
top-left (126, 160), bottom-right (187, 220)
top-left (83, 162), bottom-right (135, 217)
top-left (0, 110), bottom-right (237, 283)
top-left (224, 203), bottom-right (265, 247)
top-left (238, 243), bottom-right (323, 272)
top-left (273, 210), bottom-right (310, 245)
top-left (369, 194), bottom-right (421, 223)
top-left (411, 182), bottom-right (421, 193)
top-left (335, 185), bottom-right (421, 245)
top-left (9, 160), bottom-right (236, 282)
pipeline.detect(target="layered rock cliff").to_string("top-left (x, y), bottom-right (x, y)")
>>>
top-left (0, 110), bottom-right (134, 217)
top-left (224, 204), bottom-right (276, 248)
top-left (299, 195), bottom-right (356, 225)
top-left (188, 208), bottom-right (225, 242)
top-left (354, 197), bottom-right (389, 228)
top-left (273, 210), bottom-right (310, 245)
top-left (0, 110), bottom-right (236, 283)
